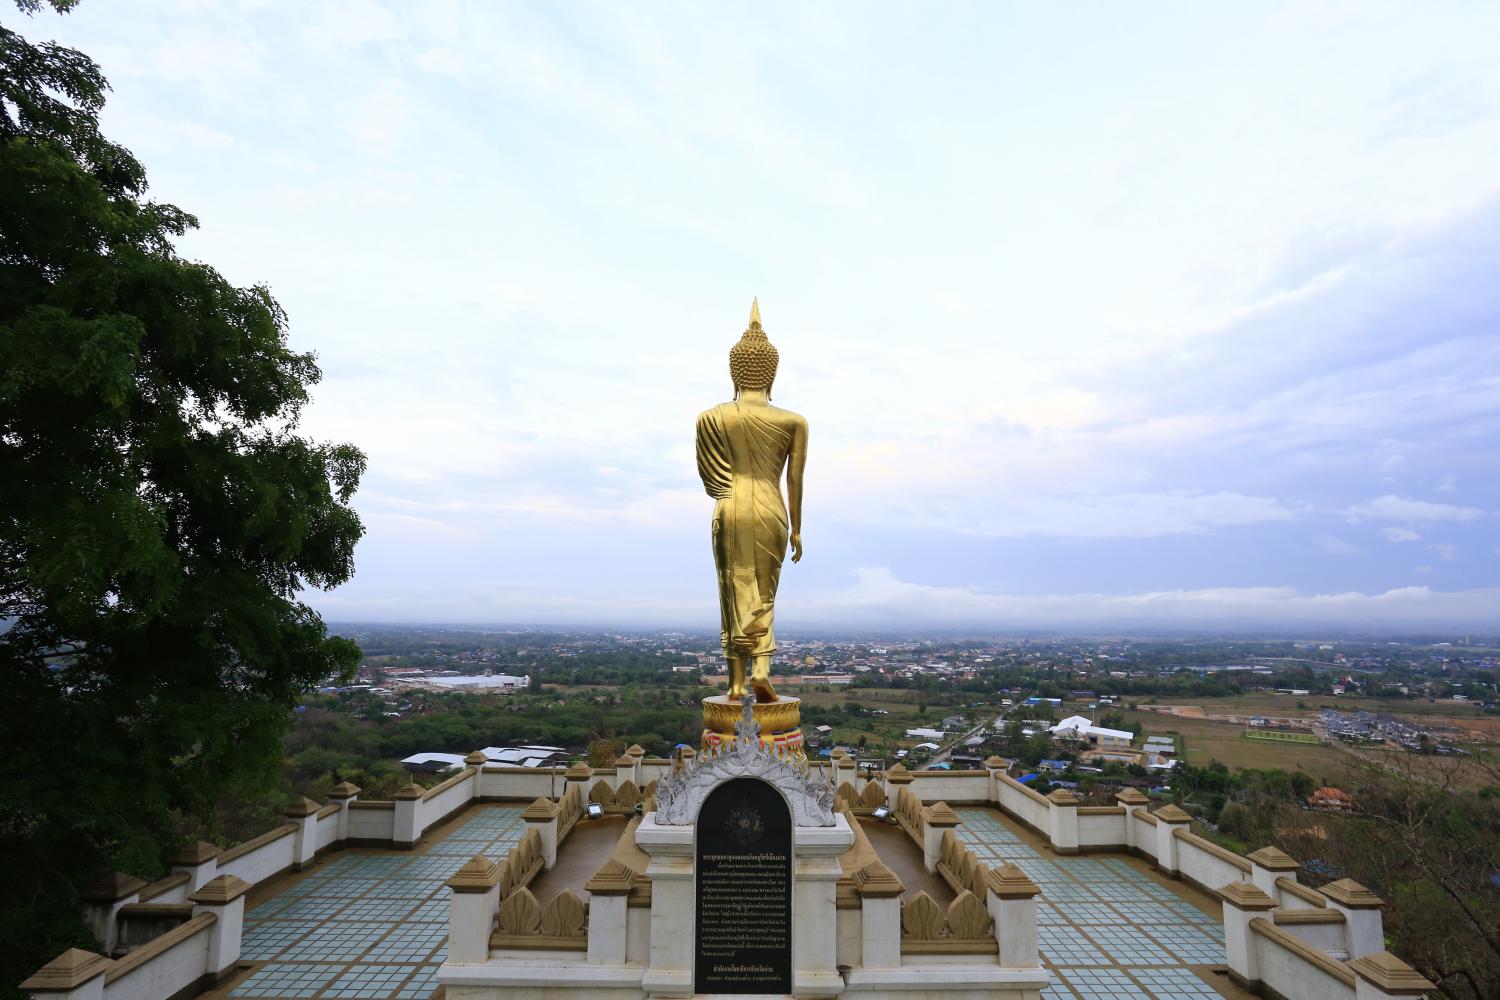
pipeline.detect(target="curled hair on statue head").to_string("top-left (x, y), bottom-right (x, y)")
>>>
top-left (730, 299), bottom-right (778, 394)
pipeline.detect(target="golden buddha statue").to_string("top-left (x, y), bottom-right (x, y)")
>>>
top-left (696, 299), bottom-right (808, 705)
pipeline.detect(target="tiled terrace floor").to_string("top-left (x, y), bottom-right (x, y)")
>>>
top-left (957, 808), bottom-right (1240, 1000)
top-left (225, 806), bottom-right (527, 1000)
top-left (221, 802), bottom-right (1242, 1000)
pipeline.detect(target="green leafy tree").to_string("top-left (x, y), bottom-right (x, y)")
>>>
top-left (0, 3), bottom-right (364, 989)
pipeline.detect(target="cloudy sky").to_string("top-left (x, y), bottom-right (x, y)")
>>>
top-left (31, 1), bottom-right (1500, 631)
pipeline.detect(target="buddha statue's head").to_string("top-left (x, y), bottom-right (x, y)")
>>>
top-left (730, 298), bottom-right (778, 394)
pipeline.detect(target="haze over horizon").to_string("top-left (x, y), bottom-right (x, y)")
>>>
top-left (35, 1), bottom-right (1500, 631)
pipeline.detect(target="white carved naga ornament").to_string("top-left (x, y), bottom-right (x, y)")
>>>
top-left (653, 695), bottom-right (837, 827)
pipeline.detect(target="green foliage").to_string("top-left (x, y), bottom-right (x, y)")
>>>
top-left (0, 6), bottom-right (364, 991)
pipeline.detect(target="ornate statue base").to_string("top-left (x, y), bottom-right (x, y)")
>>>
top-left (700, 694), bottom-right (804, 759)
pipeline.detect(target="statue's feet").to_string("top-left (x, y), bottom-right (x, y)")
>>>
top-left (751, 677), bottom-right (778, 703)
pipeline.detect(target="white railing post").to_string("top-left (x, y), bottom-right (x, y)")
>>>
top-left (1153, 804), bottom-right (1192, 876)
top-left (522, 796), bottom-right (559, 869)
top-left (169, 841), bottom-right (221, 892)
top-left (20, 949), bottom-right (111, 1000)
top-left (853, 860), bottom-right (903, 970)
top-left (987, 863), bottom-right (1042, 968)
top-left (1322, 878), bottom-right (1387, 959)
top-left (1247, 846), bottom-right (1300, 900)
top-left (327, 781), bottom-right (360, 842)
top-left (392, 781), bottom-right (424, 849)
top-left (189, 874), bottom-right (251, 979)
top-left (464, 751), bottom-right (488, 801)
top-left (921, 801), bottom-right (960, 872)
top-left (285, 797), bottom-right (321, 870)
top-left (1114, 788), bottom-right (1148, 850)
top-left (585, 860), bottom-right (636, 965)
top-left (1348, 951), bottom-right (1437, 999)
top-left (79, 873), bottom-right (144, 957)
top-left (1218, 881), bottom-right (1276, 993)
top-left (1046, 788), bottom-right (1080, 854)
top-left (445, 855), bottom-right (500, 963)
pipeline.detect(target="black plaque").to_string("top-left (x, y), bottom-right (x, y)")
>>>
top-left (694, 777), bottom-right (793, 994)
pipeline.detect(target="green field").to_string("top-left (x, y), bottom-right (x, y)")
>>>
top-left (1243, 729), bottom-right (1321, 744)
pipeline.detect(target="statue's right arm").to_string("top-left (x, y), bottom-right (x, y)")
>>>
top-left (786, 415), bottom-right (808, 562)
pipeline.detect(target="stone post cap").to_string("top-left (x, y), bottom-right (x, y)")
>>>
top-left (1114, 788), bottom-right (1149, 806)
top-left (585, 859), bottom-right (639, 896)
top-left (1346, 951), bottom-right (1436, 994)
top-left (1154, 804), bottom-right (1193, 823)
top-left (521, 796), bottom-right (558, 822)
top-left (20, 949), bottom-right (112, 991)
top-left (886, 762), bottom-right (914, 784)
top-left (1216, 881), bottom-right (1276, 910)
top-left (169, 841), bottom-right (222, 865)
top-left (565, 761), bottom-right (595, 780)
top-left (829, 748), bottom-right (847, 760)
top-left (923, 801), bottom-right (962, 827)
top-left (284, 796), bottom-right (322, 817)
top-left (327, 781), bottom-right (361, 800)
top-left (983, 755), bottom-right (1008, 770)
top-left (614, 754), bottom-right (637, 767)
top-left (464, 751), bottom-right (489, 766)
top-left (1320, 878), bottom-right (1384, 909)
top-left (852, 860), bottom-right (905, 898)
top-left (1047, 788), bottom-right (1080, 806)
top-left (446, 854), bottom-right (500, 893)
top-left (393, 781), bottom-right (425, 800)
top-left (80, 872), bottom-right (147, 902)
top-left (625, 744), bottom-right (646, 757)
top-left (188, 874), bottom-right (252, 905)
top-left (1247, 846), bottom-right (1300, 872)
top-left (987, 863), bottom-right (1041, 899)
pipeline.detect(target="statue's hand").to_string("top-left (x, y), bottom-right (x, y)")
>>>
top-left (790, 533), bottom-right (803, 563)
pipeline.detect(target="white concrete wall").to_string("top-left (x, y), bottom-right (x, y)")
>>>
top-left (993, 776), bottom-right (1049, 833)
top-left (1276, 920), bottom-right (1348, 957)
top-left (347, 805), bottom-right (396, 841)
top-left (837, 908), bottom-right (862, 969)
top-left (1174, 833), bottom-right (1250, 891)
top-left (625, 906), bottom-right (650, 965)
top-left (315, 813), bottom-right (339, 851)
top-left (1132, 815), bottom-right (1159, 859)
top-left (637, 760), bottom-right (672, 785)
top-left (425, 779), bottom-right (475, 826)
top-left (478, 769), bottom-right (563, 801)
top-left (1255, 933), bottom-right (1352, 1000)
top-left (906, 772), bottom-right (991, 803)
top-left (1077, 811), bottom-right (1127, 847)
top-left (216, 829), bottom-right (295, 885)
top-left (104, 923), bottom-right (211, 1000)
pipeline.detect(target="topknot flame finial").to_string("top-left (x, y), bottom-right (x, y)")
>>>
top-left (729, 299), bottom-right (777, 391)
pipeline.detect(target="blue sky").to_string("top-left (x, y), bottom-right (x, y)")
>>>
top-left (31, 1), bottom-right (1500, 630)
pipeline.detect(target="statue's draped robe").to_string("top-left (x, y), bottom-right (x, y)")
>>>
top-left (695, 402), bottom-right (791, 658)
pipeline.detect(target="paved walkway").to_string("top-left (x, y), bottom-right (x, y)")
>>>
top-left (227, 806), bottom-right (526, 1000)
top-left (223, 802), bottom-right (1243, 1000)
top-left (956, 808), bottom-right (1241, 1000)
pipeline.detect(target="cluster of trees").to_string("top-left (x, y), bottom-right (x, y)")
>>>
top-left (2, 3), bottom-right (365, 993)
top-left (1190, 755), bottom-right (1500, 1000)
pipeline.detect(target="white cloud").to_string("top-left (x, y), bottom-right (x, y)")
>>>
top-left (1317, 536), bottom-right (1360, 554)
top-left (1346, 495), bottom-right (1486, 524)
top-left (1426, 543), bottom-right (1458, 560)
top-left (1436, 474), bottom-right (1457, 492)
top-left (798, 568), bottom-right (1500, 628)
top-left (1381, 526), bottom-right (1422, 542)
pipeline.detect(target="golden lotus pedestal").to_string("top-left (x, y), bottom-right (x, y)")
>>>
top-left (700, 694), bottom-right (805, 759)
